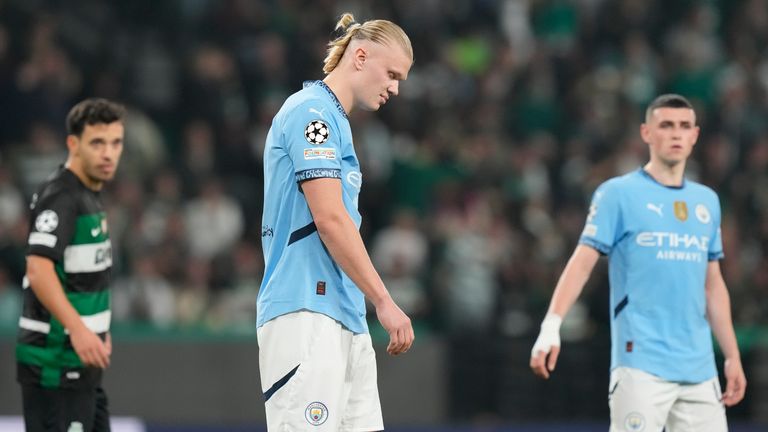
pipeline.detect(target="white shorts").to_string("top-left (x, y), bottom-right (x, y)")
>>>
top-left (609, 367), bottom-right (727, 432)
top-left (257, 311), bottom-right (383, 431)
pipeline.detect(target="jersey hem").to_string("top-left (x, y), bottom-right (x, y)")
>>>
top-left (610, 362), bottom-right (717, 384)
top-left (258, 305), bottom-right (368, 334)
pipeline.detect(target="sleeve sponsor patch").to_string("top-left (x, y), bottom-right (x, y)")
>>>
top-left (29, 232), bottom-right (57, 248)
top-left (295, 168), bottom-right (342, 183)
top-left (582, 223), bottom-right (598, 237)
top-left (304, 148), bottom-right (337, 160)
top-left (35, 210), bottom-right (59, 232)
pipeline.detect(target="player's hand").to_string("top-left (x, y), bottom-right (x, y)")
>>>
top-left (105, 332), bottom-right (112, 356)
top-left (70, 326), bottom-right (110, 369)
top-left (722, 357), bottom-right (746, 406)
top-left (375, 298), bottom-right (414, 356)
top-left (530, 313), bottom-right (562, 379)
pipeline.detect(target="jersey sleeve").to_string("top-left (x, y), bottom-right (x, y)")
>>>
top-left (27, 189), bottom-right (77, 263)
top-left (283, 101), bottom-right (343, 184)
top-left (708, 194), bottom-right (724, 261)
top-left (578, 180), bottom-right (623, 255)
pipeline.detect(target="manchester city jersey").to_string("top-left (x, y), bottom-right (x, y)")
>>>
top-left (579, 169), bottom-right (723, 383)
top-left (258, 80), bottom-right (367, 334)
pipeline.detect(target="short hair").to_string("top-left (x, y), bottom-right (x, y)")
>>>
top-left (644, 94), bottom-right (694, 123)
top-left (66, 98), bottom-right (126, 137)
top-left (323, 13), bottom-right (413, 74)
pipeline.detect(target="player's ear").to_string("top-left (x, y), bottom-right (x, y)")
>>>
top-left (639, 123), bottom-right (650, 143)
top-left (66, 134), bottom-right (79, 155)
top-left (692, 125), bottom-right (700, 146)
top-left (353, 46), bottom-right (368, 71)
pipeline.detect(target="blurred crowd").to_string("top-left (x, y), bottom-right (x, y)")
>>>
top-left (0, 0), bottom-right (767, 339)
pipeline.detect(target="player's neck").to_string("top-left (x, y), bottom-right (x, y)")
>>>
top-left (65, 160), bottom-right (103, 191)
top-left (643, 161), bottom-right (685, 187)
top-left (323, 74), bottom-right (353, 114)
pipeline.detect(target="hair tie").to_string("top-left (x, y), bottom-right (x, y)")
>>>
top-left (330, 21), bottom-right (358, 40)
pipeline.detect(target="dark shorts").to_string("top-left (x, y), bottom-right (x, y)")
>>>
top-left (21, 385), bottom-right (110, 432)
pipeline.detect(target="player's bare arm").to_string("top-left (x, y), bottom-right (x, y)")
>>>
top-left (302, 177), bottom-right (414, 355)
top-left (705, 260), bottom-right (746, 406)
top-left (530, 245), bottom-right (600, 379)
top-left (26, 255), bottom-right (110, 368)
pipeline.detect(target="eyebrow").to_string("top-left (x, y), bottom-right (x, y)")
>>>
top-left (658, 120), bottom-right (694, 126)
top-left (88, 137), bottom-right (123, 144)
top-left (390, 69), bottom-right (405, 80)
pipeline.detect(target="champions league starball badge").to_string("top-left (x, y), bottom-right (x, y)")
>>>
top-left (35, 210), bottom-right (59, 233)
top-left (305, 120), bottom-right (330, 145)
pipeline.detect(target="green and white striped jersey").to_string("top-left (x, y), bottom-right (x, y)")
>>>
top-left (17, 166), bottom-right (113, 389)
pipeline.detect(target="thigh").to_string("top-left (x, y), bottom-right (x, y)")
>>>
top-left (667, 377), bottom-right (727, 432)
top-left (608, 367), bottom-right (677, 432)
top-left (258, 311), bottom-right (351, 431)
top-left (22, 385), bottom-right (98, 432)
top-left (340, 333), bottom-right (383, 432)
top-left (92, 387), bottom-right (111, 432)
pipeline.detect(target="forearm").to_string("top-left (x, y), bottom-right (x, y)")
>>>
top-left (707, 283), bottom-right (740, 361)
top-left (315, 214), bottom-right (390, 307)
top-left (27, 257), bottom-right (87, 333)
top-left (705, 261), bottom-right (741, 360)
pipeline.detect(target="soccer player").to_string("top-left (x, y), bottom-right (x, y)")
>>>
top-left (17, 98), bottom-right (125, 432)
top-left (530, 94), bottom-right (746, 431)
top-left (257, 12), bottom-right (415, 431)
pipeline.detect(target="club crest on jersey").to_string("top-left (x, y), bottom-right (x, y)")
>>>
top-left (35, 210), bottom-right (59, 232)
top-left (305, 120), bottom-right (329, 145)
top-left (695, 204), bottom-right (711, 224)
top-left (624, 412), bottom-right (645, 431)
top-left (673, 201), bottom-right (688, 222)
top-left (305, 401), bottom-right (328, 426)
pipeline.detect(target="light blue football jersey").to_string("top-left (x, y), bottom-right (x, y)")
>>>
top-left (258, 80), bottom-right (368, 334)
top-left (579, 168), bottom-right (723, 383)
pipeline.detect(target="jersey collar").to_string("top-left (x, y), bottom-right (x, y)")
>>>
top-left (638, 167), bottom-right (686, 190)
top-left (303, 80), bottom-right (348, 119)
top-left (60, 165), bottom-right (100, 194)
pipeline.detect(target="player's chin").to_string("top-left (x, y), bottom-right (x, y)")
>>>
top-left (98, 172), bottom-right (116, 182)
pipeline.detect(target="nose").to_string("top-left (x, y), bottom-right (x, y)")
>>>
top-left (102, 144), bottom-right (119, 161)
top-left (388, 80), bottom-right (399, 97)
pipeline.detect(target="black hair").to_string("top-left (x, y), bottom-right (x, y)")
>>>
top-left (66, 98), bottom-right (126, 137)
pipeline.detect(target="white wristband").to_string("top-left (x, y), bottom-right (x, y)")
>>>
top-left (531, 313), bottom-right (562, 357)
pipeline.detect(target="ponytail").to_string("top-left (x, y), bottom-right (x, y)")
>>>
top-left (322, 13), bottom-right (413, 74)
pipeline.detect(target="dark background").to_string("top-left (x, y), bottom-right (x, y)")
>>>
top-left (0, 0), bottom-right (767, 429)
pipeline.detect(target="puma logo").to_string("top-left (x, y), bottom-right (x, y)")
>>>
top-left (646, 203), bottom-right (663, 217)
top-left (309, 107), bottom-right (326, 118)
